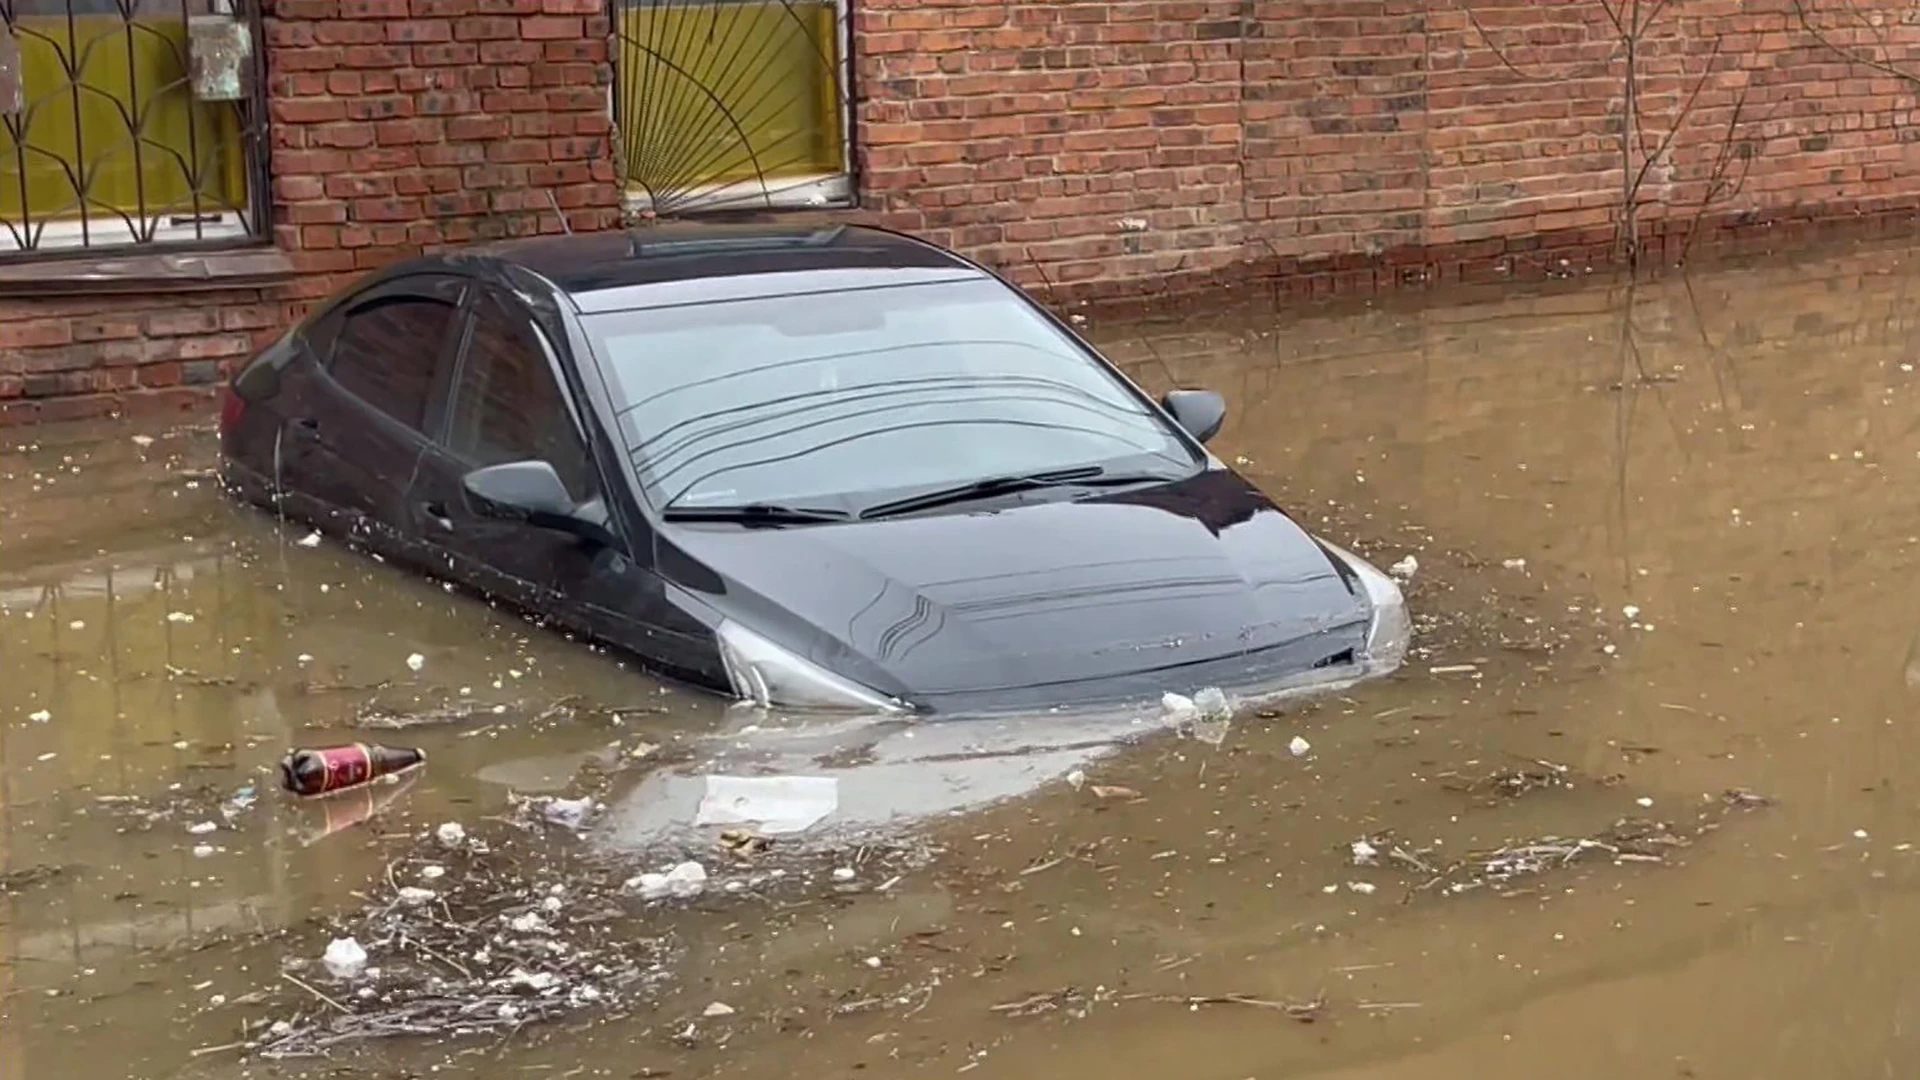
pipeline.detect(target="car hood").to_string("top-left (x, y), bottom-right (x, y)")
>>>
top-left (665, 469), bottom-right (1370, 701)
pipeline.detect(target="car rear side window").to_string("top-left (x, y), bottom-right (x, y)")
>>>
top-left (445, 291), bottom-right (597, 499)
top-left (329, 296), bottom-right (457, 431)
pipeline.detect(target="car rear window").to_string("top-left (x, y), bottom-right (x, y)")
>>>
top-left (586, 279), bottom-right (1196, 510)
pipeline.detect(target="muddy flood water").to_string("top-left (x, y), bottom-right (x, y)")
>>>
top-left (10, 241), bottom-right (1920, 1079)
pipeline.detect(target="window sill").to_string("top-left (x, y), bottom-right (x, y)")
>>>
top-left (0, 246), bottom-right (296, 298)
top-left (623, 173), bottom-right (853, 217)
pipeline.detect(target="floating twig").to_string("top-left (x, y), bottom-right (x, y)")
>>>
top-left (280, 972), bottom-right (350, 1015)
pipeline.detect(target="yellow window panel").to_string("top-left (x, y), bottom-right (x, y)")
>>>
top-left (2, 10), bottom-right (247, 239)
top-left (616, 0), bottom-right (845, 211)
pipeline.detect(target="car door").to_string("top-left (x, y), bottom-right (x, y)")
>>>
top-left (278, 275), bottom-right (465, 553)
top-left (410, 286), bottom-right (638, 636)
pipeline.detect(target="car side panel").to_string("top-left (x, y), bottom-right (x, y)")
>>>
top-left (268, 276), bottom-right (466, 556)
top-left (407, 285), bottom-right (722, 687)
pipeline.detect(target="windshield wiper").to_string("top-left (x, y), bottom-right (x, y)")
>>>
top-left (858, 466), bottom-right (1174, 520)
top-left (661, 503), bottom-right (852, 527)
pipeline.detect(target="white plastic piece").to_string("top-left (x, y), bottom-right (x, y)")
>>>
top-left (694, 775), bottom-right (839, 835)
top-left (1192, 686), bottom-right (1230, 719)
top-left (1289, 735), bottom-right (1312, 757)
top-left (1160, 692), bottom-right (1198, 722)
top-left (435, 822), bottom-right (467, 848)
top-left (323, 937), bottom-right (368, 979)
top-left (406, 652), bottom-right (426, 672)
top-left (507, 969), bottom-right (559, 993)
top-left (539, 796), bottom-right (596, 829)
top-left (627, 861), bottom-right (708, 900)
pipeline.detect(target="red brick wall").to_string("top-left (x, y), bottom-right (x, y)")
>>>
top-left (10, 0), bottom-right (1920, 423)
top-left (264, 0), bottom-right (620, 298)
top-left (855, 0), bottom-right (1920, 296)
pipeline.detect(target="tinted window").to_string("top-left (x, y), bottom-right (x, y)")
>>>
top-left (330, 297), bottom-right (457, 431)
top-left (446, 291), bottom-right (597, 499)
top-left (587, 279), bottom-right (1196, 509)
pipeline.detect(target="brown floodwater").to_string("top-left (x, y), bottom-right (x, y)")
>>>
top-left (8, 240), bottom-right (1920, 1079)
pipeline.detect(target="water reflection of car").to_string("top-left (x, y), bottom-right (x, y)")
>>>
top-left (217, 223), bottom-right (1408, 715)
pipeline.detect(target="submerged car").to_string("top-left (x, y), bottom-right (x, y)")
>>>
top-left (219, 224), bottom-right (1408, 715)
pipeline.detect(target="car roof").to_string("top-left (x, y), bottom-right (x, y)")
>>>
top-left (446, 223), bottom-right (989, 313)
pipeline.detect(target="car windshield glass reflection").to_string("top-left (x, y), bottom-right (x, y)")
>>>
top-left (588, 279), bottom-right (1198, 510)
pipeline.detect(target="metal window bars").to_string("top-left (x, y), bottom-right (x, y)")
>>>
top-left (0, 0), bottom-right (269, 259)
top-left (611, 0), bottom-right (857, 217)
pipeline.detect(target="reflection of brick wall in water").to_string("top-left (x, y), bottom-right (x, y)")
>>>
top-left (0, 533), bottom-right (312, 1023)
top-left (1094, 242), bottom-right (1920, 587)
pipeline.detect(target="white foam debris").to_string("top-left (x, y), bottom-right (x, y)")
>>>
top-left (625, 861), bottom-right (707, 900)
top-left (322, 938), bottom-right (368, 979)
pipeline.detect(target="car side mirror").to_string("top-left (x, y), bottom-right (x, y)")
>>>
top-left (1162, 389), bottom-right (1227, 444)
top-left (463, 460), bottom-right (615, 547)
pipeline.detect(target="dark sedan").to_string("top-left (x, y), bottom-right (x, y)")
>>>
top-left (218, 224), bottom-right (1408, 715)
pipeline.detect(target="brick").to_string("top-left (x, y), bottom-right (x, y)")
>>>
top-left (520, 15), bottom-right (581, 39)
top-left (0, 321), bottom-right (74, 349)
top-left (144, 310), bottom-right (220, 338)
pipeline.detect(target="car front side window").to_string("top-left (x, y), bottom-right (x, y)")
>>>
top-left (445, 290), bottom-right (598, 500)
top-left (328, 295), bottom-right (459, 432)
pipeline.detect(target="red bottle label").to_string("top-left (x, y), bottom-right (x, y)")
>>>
top-left (316, 744), bottom-right (373, 793)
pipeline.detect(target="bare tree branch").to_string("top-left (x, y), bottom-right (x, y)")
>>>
top-left (1680, 84), bottom-right (1756, 263)
top-left (1792, 0), bottom-right (1920, 89)
top-left (1598, 0), bottom-right (1628, 37)
top-left (1465, 5), bottom-right (1552, 81)
top-left (1627, 35), bottom-right (1726, 217)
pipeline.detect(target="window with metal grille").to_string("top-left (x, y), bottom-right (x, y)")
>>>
top-left (0, 0), bottom-right (267, 257)
top-left (613, 0), bottom-right (852, 217)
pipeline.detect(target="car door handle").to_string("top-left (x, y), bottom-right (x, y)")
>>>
top-left (294, 417), bottom-right (320, 432)
top-left (419, 501), bottom-right (454, 532)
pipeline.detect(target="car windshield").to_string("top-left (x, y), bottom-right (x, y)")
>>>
top-left (587, 279), bottom-right (1199, 511)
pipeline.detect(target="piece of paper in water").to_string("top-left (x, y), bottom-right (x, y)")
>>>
top-left (694, 775), bottom-right (840, 835)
